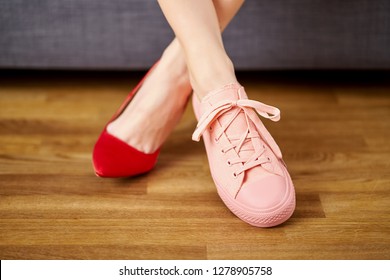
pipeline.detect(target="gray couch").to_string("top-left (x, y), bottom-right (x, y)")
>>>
top-left (1, 0), bottom-right (389, 70)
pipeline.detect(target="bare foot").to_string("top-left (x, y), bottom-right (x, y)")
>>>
top-left (107, 40), bottom-right (192, 154)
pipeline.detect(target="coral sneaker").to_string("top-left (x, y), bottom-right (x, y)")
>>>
top-left (192, 83), bottom-right (295, 227)
top-left (92, 62), bottom-right (160, 178)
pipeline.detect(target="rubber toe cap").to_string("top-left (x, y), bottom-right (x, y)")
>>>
top-left (235, 175), bottom-right (287, 210)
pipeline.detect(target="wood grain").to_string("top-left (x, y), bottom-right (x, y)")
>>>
top-left (0, 70), bottom-right (389, 259)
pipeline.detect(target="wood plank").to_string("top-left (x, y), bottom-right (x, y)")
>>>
top-left (0, 70), bottom-right (389, 259)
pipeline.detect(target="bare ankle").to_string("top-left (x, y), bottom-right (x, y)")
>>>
top-left (189, 55), bottom-right (237, 99)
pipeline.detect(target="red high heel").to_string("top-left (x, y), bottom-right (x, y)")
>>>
top-left (92, 62), bottom-right (160, 177)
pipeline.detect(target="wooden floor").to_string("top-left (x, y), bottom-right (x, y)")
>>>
top-left (0, 70), bottom-right (389, 260)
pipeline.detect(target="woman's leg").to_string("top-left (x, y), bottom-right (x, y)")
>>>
top-left (157, 0), bottom-right (296, 227)
top-left (107, 0), bottom-right (245, 154)
top-left (157, 0), bottom-right (238, 99)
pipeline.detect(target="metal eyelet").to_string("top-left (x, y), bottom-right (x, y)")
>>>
top-left (267, 156), bottom-right (271, 162)
top-left (227, 160), bottom-right (231, 166)
top-left (221, 149), bottom-right (225, 154)
top-left (233, 172), bottom-right (237, 178)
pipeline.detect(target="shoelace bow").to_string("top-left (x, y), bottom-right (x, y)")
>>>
top-left (192, 96), bottom-right (283, 177)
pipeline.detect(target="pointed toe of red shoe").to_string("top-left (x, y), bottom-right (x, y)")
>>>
top-left (92, 61), bottom-right (162, 178)
top-left (92, 130), bottom-right (160, 178)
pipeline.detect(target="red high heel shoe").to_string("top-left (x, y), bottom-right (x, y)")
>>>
top-left (92, 62), bottom-right (160, 178)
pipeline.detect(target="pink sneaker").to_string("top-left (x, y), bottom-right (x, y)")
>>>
top-left (192, 83), bottom-right (295, 227)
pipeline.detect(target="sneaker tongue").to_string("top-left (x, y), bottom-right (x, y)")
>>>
top-left (201, 84), bottom-right (255, 159)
